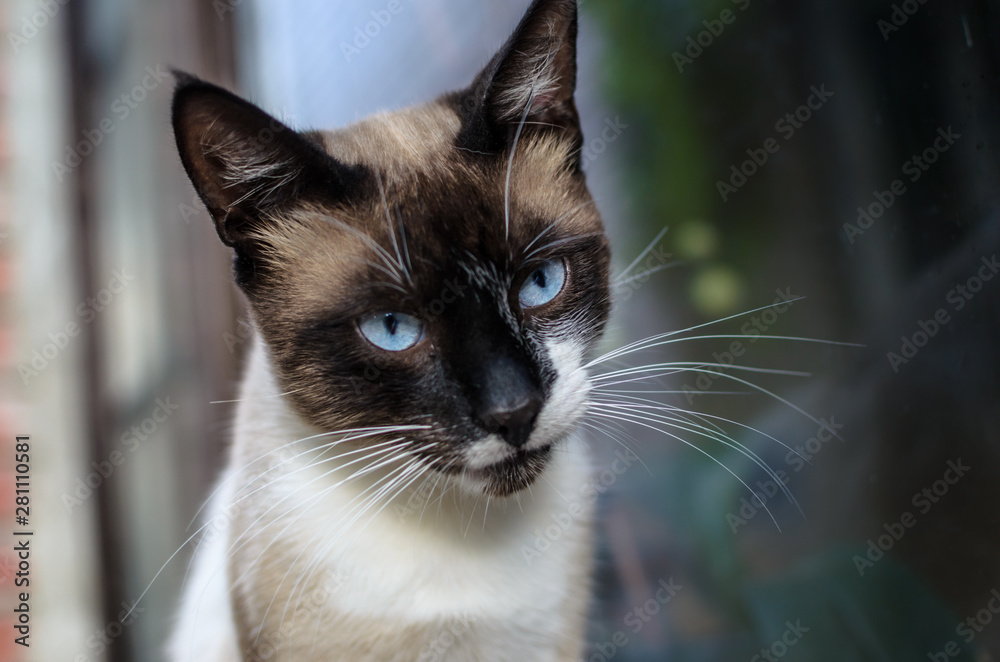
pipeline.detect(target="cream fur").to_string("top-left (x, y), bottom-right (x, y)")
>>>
top-left (169, 335), bottom-right (595, 661)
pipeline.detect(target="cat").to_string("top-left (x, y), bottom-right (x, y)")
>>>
top-left (168, 0), bottom-right (611, 660)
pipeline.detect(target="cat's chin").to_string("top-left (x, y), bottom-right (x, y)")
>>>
top-left (458, 444), bottom-right (554, 497)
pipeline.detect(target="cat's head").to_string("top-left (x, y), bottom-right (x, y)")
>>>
top-left (172, 0), bottom-right (610, 497)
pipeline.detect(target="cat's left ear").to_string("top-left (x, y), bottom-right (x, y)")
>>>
top-left (458, 0), bottom-right (581, 155)
top-left (171, 73), bottom-right (364, 250)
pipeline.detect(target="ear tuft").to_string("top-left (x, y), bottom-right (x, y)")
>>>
top-left (458, 0), bottom-right (581, 152)
top-left (489, 0), bottom-right (578, 124)
top-left (171, 74), bottom-right (358, 248)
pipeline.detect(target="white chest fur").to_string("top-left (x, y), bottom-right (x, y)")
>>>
top-left (169, 338), bottom-right (595, 662)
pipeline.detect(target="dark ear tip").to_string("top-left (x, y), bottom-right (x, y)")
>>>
top-left (526, 0), bottom-right (578, 17)
top-left (171, 69), bottom-right (197, 85)
top-left (171, 72), bottom-right (241, 107)
top-left (170, 70), bottom-right (208, 99)
top-left (172, 71), bottom-right (206, 116)
top-left (171, 74), bottom-right (252, 133)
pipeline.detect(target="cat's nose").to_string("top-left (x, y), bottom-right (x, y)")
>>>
top-left (473, 356), bottom-right (544, 448)
top-left (481, 394), bottom-right (543, 449)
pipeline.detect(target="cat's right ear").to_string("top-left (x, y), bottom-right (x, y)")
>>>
top-left (171, 73), bottom-right (358, 248)
top-left (456, 0), bottom-right (581, 157)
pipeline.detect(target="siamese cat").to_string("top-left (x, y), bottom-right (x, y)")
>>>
top-left (169, 0), bottom-right (611, 659)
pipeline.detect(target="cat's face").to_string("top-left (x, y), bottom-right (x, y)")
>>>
top-left (173, 0), bottom-right (609, 497)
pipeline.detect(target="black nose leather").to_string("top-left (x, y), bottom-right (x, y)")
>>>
top-left (481, 393), bottom-right (543, 448)
top-left (474, 357), bottom-right (544, 448)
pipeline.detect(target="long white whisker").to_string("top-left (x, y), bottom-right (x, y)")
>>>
top-left (587, 403), bottom-right (801, 517)
top-left (261, 456), bottom-right (428, 644)
top-left (228, 441), bottom-right (413, 567)
top-left (228, 445), bottom-right (422, 621)
top-left (210, 388), bottom-right (303, 405)
top-left (186, 425), bottom-right (429, 530)
top-left (614, 225), bottom-right (669, 283)
top-left (594, 392), bottom-right (806, 463)
top-left (586, 299), bottom-right (809, 368)
top-left (376, 172), bottom-right (410, 286)
top-left (505, 77), bottom-right (541, 241)
top-left (520, 201), bottom-right (596, 259)
top-left (612, 365), bottom-right (842, 442)
top-left (613, 262), bottom-right (681, 290)
top-left (592, 362), bottom-right (812, 382)
top-left (319, 212), bottom-right (404, 285)
top-left (281, 456), bottom-right (431, 615)
top-left (587, 409), bottom-right (783, 530)
top-left (125, 429), bottom-right (422, 621)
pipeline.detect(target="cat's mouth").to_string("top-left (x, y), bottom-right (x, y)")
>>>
top-left (462, 444), bottom-right (554, 497)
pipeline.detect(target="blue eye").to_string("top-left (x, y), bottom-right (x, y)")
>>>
top-left (518, 259), bottom-right (566, 308)
top-left (359, 312), bottom-right (424, 351)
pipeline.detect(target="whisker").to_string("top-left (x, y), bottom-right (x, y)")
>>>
top-left (127, 428), bottom-right (424, 621)
top-left (228, 441), bottom-right (414, 567)
top-left (598, 388), bottom-right (752, 396)
top-left (613, 225), bottom-right (669, 283)
top-left (523, 232), bottom-right (607, 262)
top-left (587, 409), bottom-right (784, 530)
top-left (505, 83), bottom-right (536, 241)
top-left (593, 362), bottom-right (812, 382)
top-left (229, 445), bottom-right (421, 601)
top-left (587, 402), bottom-right (801, 517)
top-left (595, 392), bottom-right (806, 462)
top-left (186, 425), bottom-right (429, 530)
top-left (376, 173), bottom-right (411, 286)
top-left (578, 419), bottom-right (653, 477)
top-left (613, 262), bottom-right (681, 290)
top-left (605, 365), bottom-right (842, 442)
top-left (318, 213), bottom-right (405, 286)
top-left (210, 388), bottom-right (303, 405)
top-left (261, 456), bottom-right (429, 643)
top-left (586, 299), bottom-right (810, 368)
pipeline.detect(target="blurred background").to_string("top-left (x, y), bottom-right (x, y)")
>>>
top-left (2, 0), bottom-right (998, 660)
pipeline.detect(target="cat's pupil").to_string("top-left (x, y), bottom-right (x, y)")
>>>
top-left (383, 314), bottom-right (398, 336)
top-left (533, 270), bottom-right (547, 289)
